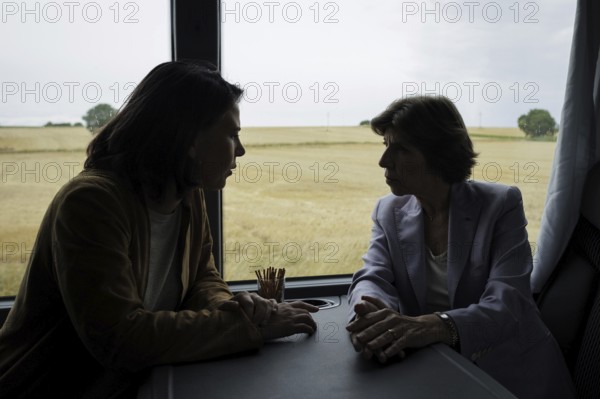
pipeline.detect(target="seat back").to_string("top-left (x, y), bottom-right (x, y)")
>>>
top-left (536, 162), bottom-right (600, 399)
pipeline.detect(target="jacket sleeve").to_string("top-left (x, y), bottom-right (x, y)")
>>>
top-left (445, 186), bottom-right (548, 361)
top-left (52, 184), bottom-right (262, 373)
top-left (347, 199), bottom-right (401, 321)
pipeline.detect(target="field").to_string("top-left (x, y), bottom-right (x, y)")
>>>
top-left (0, 126), bottom-right (556, 295)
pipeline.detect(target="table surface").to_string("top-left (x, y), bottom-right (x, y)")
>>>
top-left (137, 296), bottom-right (517, 399)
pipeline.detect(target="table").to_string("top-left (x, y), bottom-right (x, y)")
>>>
top-left (137, 296), bottom-right (516, 399)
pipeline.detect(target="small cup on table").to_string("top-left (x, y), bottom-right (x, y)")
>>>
top-left (256, 267), bottom-right (286, 303)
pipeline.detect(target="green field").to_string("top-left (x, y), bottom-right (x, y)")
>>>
top-left (0, 126), bottom-right (556, 295)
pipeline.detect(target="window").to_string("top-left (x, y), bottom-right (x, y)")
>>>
top-left (0, 0), bottom-right (577, 298)
top-left (220, 1), bottom-right (576, 282)
top-left (0, 1), bottom-right (171, 297)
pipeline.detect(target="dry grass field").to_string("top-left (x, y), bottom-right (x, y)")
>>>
top-left (0, 126), bottom-right (556, 295)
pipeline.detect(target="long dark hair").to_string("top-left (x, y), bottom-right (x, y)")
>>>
top-left (85, 60), bottom-right (243, 198)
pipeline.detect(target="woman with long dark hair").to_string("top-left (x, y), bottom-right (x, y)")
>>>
top-left (0, 61), bottom-right (318, 398)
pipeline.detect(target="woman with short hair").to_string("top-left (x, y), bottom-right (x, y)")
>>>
top-left (347, 96), bottom-right (575, 399)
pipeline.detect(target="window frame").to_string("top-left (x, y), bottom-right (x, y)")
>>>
top-left (173, 0), bottom-right (351, 298)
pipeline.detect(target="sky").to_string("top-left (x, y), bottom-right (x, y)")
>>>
top-left (0, 0), bottom-right (577, 127)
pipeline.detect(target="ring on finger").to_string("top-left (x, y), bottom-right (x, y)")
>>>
top-left (387, 328), bottom-right (398, 340)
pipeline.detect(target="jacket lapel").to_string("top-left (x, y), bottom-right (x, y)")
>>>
top-left (394, 197), bottom-right (427, 314)
top-left (447, 182), bottom-right (481, 307)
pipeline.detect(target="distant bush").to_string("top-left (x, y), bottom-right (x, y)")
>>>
top-left (518, 109), bottom-right (558, 138)
top-left (44, 122), bottom-right (76, 127)
top-left (359, 120), bottom-right (370, 126)
top-left (82, 104), bottom-right (117, 133)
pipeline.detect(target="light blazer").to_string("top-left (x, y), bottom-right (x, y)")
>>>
top-left (348, 181), bottom-right (575, 399)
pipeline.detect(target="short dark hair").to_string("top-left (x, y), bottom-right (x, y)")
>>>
top-left (85, 60), bottom-right (243, 198)
top-left (370, 96), bottom-right (477, 183)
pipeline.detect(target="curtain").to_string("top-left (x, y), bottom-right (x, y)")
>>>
top-left (531, 0), bottom-right (600, 293)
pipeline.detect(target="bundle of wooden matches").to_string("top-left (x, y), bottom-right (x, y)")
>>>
top-left (255, 267), bottom-right (286, 302)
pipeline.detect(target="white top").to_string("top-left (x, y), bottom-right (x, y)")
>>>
top-left (425, 247), bottom-right (450, 313)
top-left (144, 205), bottom-right (182, 311)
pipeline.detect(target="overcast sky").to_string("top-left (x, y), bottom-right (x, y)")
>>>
top-left (0, 0), bottom-right (576, 127)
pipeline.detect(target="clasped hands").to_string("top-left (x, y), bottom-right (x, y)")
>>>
top-left (346, 295), bottom-right (449, 363)
top-left (219, 292), bottom-right (319, 341)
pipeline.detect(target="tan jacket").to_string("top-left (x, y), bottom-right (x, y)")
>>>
top-left (0, 169), bottom-right (262, 398)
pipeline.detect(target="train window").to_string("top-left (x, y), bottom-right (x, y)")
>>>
top-left (0, 1), bottom-right (578, 297)
top-left (220, 1), bottom-right (576, 282)
top-left (0, 1), bottom-right (171, 297)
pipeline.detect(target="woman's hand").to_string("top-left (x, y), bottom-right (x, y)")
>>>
top-left (349, 295), bottom-right (393, 360)
top-left (347, 296), bottom-right (449, 363)
top-left (219, 295), bottom-right (319, 340)
top-left (354, 295), bottom-right (386, 318)
top-left (218, 292), bottom-right (278, 326)
top-left (259, 301), bottom-right (319, 340)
